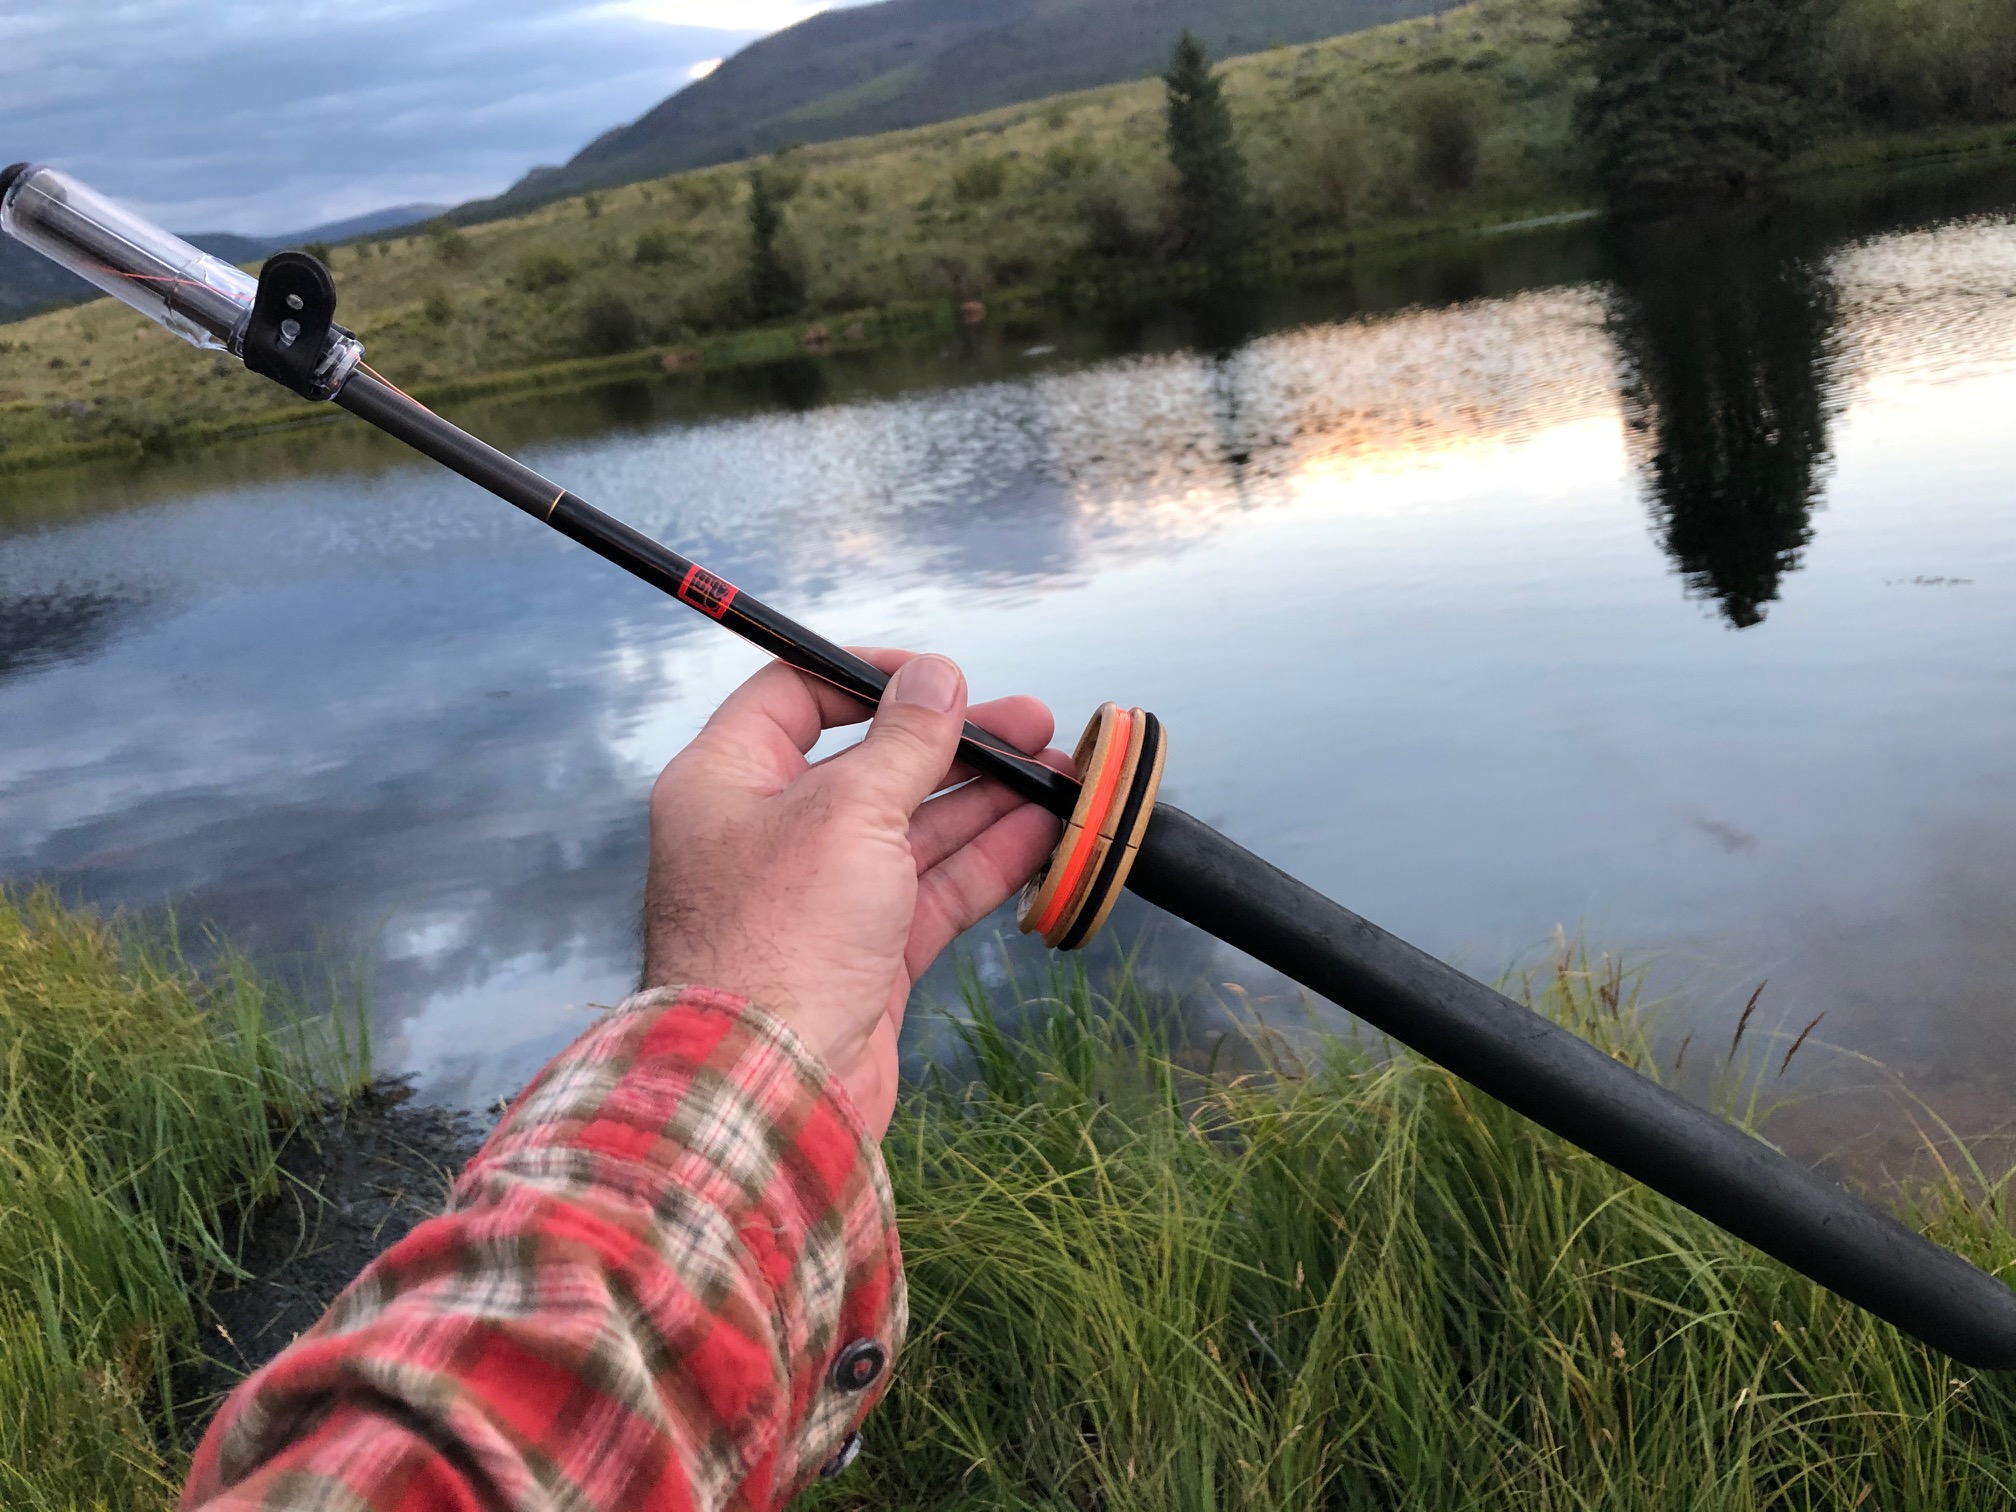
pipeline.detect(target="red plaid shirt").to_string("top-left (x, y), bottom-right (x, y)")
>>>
top-left (183, 986), bottom-right (906, 1512)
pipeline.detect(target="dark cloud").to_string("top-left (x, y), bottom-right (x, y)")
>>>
top-left (0, 2), bottom-right (773, 233)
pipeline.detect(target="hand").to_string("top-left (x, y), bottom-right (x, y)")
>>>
top-left (641, 650), bottom-right (1065, 1137)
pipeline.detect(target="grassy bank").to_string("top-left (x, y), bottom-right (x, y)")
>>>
top-left (6, 888), bottom-right (2014, 1506)
top-left (4, 0), bottom-right (2014, 476)
top-left (821, 956), bottom-right (2016, 1511)
top-left (0, 886), bottom-right (365, 1511)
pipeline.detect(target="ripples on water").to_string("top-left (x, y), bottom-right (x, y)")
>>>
top-left (3, 175), bottom-right (2015, 1163)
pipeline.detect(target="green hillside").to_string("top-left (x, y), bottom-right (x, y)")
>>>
top-left (468, 0), bottom-right (1454, 218)
top-left (1, 0), bottom-right (2011, 473)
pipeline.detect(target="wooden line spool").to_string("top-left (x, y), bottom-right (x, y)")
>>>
top-left (1018, 703), bottom-right (1167, 951)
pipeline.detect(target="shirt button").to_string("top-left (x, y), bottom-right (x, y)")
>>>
top-left (829, 1338), bottom-right (886, 1393)
top-left (819, 1431), bottom-right (862, 1479)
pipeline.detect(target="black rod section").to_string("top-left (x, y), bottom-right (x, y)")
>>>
top-left (1131, 805), bottom-right (2016, 1369)
top-left (336, 369), bottom-right (2016, 1368)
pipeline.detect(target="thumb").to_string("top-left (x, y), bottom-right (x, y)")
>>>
top-left (841, 654), bottom-right (968, 818)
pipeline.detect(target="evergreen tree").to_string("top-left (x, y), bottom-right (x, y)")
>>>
top-left (746, 168), bottom-right (805, 321)
top-left (1164, 32), bottom-right (1247, 262)
top-left (1574, 0), bottom-right (1831, 209)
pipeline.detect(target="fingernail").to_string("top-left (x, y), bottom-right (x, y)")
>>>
top-left (890, 655), bottom-right (960, 713)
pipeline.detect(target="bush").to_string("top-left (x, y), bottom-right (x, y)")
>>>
top-left (633, 230), bottom-right (675, 266)
top-left (1286, 107), bottom-right (1386, 225)
top-left (1400, 76), bottom-right (1487, 195)
top-left (422, 290), bottom-right (454, 326)
top-left (952, 155), bottom-right (1010, 203)
top-left (579, 294), bottom-right (644, 354)
top-left (427, 219), bottom-right (472, 265)
top-left (513, 252), bottom-right (575, 292)
top-left (747, 169), bottom-right (806, 321)
top-left (1076, 179), bottom-right (1161, 260)
top-left (1828, 0), bottom-right (2016, 129)
top-left (1042, 138), bottom-right (1098, 182)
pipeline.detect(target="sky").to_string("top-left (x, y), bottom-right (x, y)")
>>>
top-left (0, 2), bottom-right (855, 235)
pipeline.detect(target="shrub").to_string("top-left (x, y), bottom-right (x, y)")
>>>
top-left (513, 252), bottom-right (575, 292)
top-left (579, 294), bottom-right (644, 354)
top-left (422, 290), bottom-right (454, 326)
top-left (952, 155), bottom-right (1009, 203)
top-left (633, 230), bottom-right (675, 266)
top-left (1043, 138), bottom-right (1098, 182)
top-left (1828, 0), bottom-right (2016, 129)
top-left (1400, 76), bottom-right (1487, 195)
top-left (747, 169), bottom-right (806, 321)
top-left (1288, 107), bottom-right (1386, 224)
top-left (427, 219), bottom-right (472, 265)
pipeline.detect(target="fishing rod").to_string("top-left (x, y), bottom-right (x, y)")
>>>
top-left (7, 160), bottom-right (2013, 1368)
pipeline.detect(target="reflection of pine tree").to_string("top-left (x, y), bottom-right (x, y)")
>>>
top-left (1608, 216), bottom-right (1839, 628)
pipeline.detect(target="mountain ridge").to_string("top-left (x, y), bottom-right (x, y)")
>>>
top-left (457, 0), bottom-right (1453, 221)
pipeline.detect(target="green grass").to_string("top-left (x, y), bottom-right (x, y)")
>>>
top-left (0, 885), bottom-right (366, 1511)
top-left (6, 0), bottom-right (2013, 475)
top-left (7, 881), bottom-right (2014, 1507)
top-left (816, 954), bottom-right (2016, 1511)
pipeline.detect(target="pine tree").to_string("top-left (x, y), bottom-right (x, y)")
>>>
top-left (1574, 0), bottom-right (1831, 209)
top-left (1164, 32), bottom-right (1247, 263)
top-left (746, 168), bottom-right (804, 321)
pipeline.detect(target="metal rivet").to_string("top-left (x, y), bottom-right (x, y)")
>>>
top-left (829, 1338), bottom-right (886, 1393)
top-left (818, 1431), bottom-right (862, 1480)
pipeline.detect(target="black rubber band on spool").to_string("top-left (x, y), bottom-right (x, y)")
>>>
top-left (1057, 711), bottom-right (1163, 951)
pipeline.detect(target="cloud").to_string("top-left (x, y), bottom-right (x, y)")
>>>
top-left (0, 0), bottom-right (775, 233)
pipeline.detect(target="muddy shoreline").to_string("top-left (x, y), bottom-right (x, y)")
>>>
top-left (184, 1080), bottom-right (490, 1431)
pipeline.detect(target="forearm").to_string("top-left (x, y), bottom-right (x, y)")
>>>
top-left (184, 987), bottom-right (905, 1512)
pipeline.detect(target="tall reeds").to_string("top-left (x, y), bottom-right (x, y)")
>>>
top-left (828, 953), bottom-right (2016, 1510)
top-left (0, 885), bottom-right (365, 1510)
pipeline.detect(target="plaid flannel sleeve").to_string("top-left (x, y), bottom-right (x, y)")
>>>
top-left (182, 986), bottom-right (908, 1512)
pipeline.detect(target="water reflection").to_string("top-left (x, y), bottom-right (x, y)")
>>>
top-left (2, 168), bottom-right (2015, 1142)
top-left (1609, 212), bottom-right (1842, 628)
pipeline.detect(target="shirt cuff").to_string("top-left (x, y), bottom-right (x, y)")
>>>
top-left (466, 985), bottom-right (908, 1496)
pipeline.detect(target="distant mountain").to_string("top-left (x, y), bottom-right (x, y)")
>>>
top-left (291, 203), bottom-right (450, 244)
top-left (0, 202), bottom-right (445, 325)
top-left (463, 0), bottom-right (1453, 219)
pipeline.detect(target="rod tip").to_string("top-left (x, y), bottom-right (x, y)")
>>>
top-left (0, 163), bottom-right (29, 200)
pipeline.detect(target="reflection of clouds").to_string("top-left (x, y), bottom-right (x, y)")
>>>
top-left (4, 201), bottom-right (2016, 1113)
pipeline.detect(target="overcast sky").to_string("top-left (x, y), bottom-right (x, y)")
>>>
top-left (0, 2), bottom-right (853, 235)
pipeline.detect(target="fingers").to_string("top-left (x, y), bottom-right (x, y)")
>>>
top-left (700, 649), bottom-right (1048, 763)
top-left (910, 745), bottom-right (1072, 873)
top-left (906, 800), bottom-right (1065, 975)
top-left (834, 654), bottom-right (970, 816)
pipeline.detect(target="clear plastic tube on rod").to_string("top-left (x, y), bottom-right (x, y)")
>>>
top-left (1, 162), bottom-right (260, 352)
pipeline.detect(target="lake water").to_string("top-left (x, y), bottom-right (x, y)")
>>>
top-left (5, 166), bottom-right (2016, 1158)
